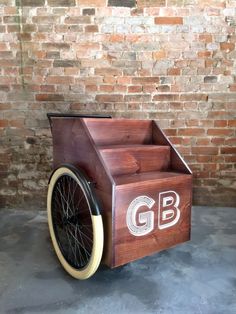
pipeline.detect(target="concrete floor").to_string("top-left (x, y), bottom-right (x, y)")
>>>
top-left (0, 206), bottom-right (236, 314)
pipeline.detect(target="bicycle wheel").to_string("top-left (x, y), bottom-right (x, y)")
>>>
top-left (47, 165), bottom-right (104, 279)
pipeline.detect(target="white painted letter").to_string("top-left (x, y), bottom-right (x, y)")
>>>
top-left (158, 191), bottom-right (180, 230)
top-left (126, 196), bottom-right (155, 236)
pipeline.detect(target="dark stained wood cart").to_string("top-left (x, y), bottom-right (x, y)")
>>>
top-left (47, 113), bottom-right (192, 279)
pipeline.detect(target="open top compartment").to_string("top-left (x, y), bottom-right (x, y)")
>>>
top-left (49, 114), bottom-right (192, 268)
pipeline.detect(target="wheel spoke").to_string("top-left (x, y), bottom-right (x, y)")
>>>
top-left (67, 227), bottom-right (91, 259)
top-left (51, 173), bottom-right (93, 269)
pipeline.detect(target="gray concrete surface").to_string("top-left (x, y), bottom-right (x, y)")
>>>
top-left (0, 206), bottom-right (236, 314)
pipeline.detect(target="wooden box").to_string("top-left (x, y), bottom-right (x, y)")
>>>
top-left (49, 115), bottom-right (192, 268)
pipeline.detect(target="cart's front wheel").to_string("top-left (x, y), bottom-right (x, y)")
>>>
top-left (47, 165), bottom-right (103, 279)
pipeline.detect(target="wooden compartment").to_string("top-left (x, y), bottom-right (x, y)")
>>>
top-left (49, 116), bottom-right (192, 268)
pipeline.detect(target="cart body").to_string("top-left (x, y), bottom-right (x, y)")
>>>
top-left (48, 114), bottom-right (192, 269)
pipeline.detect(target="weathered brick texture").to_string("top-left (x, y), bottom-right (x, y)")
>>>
top-left (0, 0), bottom-right (235, 208)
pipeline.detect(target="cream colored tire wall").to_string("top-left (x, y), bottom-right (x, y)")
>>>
top-left (47, 166), bottom-right (104, 279)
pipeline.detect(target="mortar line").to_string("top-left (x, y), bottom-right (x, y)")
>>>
top-left (16, 0), bottom-right (26, 90)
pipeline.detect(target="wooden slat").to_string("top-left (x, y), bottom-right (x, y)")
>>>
top-left (113, 170), bottom-right (189, 187)
top-left (152, 121), bottom-right (192, 174)
top-left (84, 118), bottom-right (152, 146)
top-left (50, 116), bottom-right (192, 269)
top-left (50, 117), bottom-right (114, 266)
top-left (99, 145), bottom-right (170, 176)
top-left (113, 173), bottom-right (192, 267)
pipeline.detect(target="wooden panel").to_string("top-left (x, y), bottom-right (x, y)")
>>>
top-left (152, 121), bottom-right (192, 174)
top-left (113, 173), bottom-right (192, 267)
top-left (99, 145), bottom-right (170, 176)
top-left (50, 117), bottom-right (114, 267)
top-left (113, 171), bottom-right (189, 187)
top-left (50, 116), bottom-right (192, 269)
top-left (84, 118), bottom-right (153, 146)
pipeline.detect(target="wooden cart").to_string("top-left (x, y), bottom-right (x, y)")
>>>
top-left (47, 113), bottom-right (192, 279)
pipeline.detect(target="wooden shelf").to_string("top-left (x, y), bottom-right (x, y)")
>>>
top-left (50, 116), bottom-right (192, 268)
top-left (113, 170), bottom-right (190, 187)
top-left (99, 144), bottom-right (170, 176)
top-left (83, 118), bottom-right (152, 146)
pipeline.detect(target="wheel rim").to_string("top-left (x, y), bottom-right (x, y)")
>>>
top-left (51, 174), bottom-right (93, 270)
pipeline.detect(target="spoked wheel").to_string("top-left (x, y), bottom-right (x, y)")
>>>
top-left (47, 165), bottom-right (104, 279)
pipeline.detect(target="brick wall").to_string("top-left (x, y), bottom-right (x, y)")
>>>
top-left (0, 0), bottom-right (235, 208)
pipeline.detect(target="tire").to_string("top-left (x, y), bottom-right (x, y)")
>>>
top-left (47, 165), bottom-right (104, 279)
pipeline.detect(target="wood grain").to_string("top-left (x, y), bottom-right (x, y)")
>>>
top-left (49, 116), bottom-right (192, 269)
top-left (113, 174), bottom-right (192, 267)
top-left (99, 145), bottom-right (170, 176)
top-left (113, 171), bottom-right (189, 187)
top-left (84, 118), bottom-right (153, 146)
top-left (152, 121), bottom-right (192, 174)
top-left (50, 117), bottom-right (114, 266)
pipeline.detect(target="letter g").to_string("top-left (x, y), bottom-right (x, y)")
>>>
top-left (126, 196), bottom-right (155, 236)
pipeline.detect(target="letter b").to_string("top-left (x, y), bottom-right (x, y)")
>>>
top-left (158, 191), bottom-right (180, 230)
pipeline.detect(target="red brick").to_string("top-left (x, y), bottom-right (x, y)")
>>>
top-left (0, 120), bottom-right (8, 128)
top-left (167, 68), bottom-right (180, 75)
top-left (65, 16), bottom-right (91, 24)
top-left (157, 85), bottom-right (171, 93)
top-left (198, 51), bottom-right (211, 58)
top-left (168, 137), bottom-right (182, 145)
top-left (128, 85), bottom-right (142, 93)
top-left (79, 0), bottom-right (107, 6)
top-left (155, 17), bottom-right (183, 25)
top-left (211, 138), bottom-right (225, 145)
top-left (199, 34), bottom-right (212, 43)
top-left (143, 85), bottom-right (157, 93)
top-left (207, 128), bottom-right (233, 136)
top-left (178, 128), bottom-right (205, 136)
top-left (114, 85), bottom-right (127, 93)
top-left (95, 94), bottom-right (123, 102)
top-left (1, 1), bottom-right (236, 209)
top-left (186, 120), bottom-right (199, 127)
top-left (95, 68), bottom-right (122, 76)
top-left (86, 85), bottom-right (98, 92)
top-left (221, 147), bottom-right (236, 154)
top-left (132, 77), bottom-right (159, 84)
top-left (196, 138), bottom-right (211, 145)
top-left (46, 76), bottom-right (74, 84)
top-left (9, 119), bottom-right (25, 128)
top-left (225, 156), bottom-right (236, 162)
top-left (153, 94), bottom-right (179, 101)
top-left (124, 94), bottom-right (150, 102)
top-left (85, 25), bottom-right (98, 32)
top-left (163, 129), bottom-right (178, 137)
top-left (100, 85), bottom-right (114, 92)
top-left (152, 50), bottom-right (166, 60)
top-left (47, 0), bottom-right (75, 6)
top-left (220, 42), bottom-right (235, 51)
top-left (214, 120), bottom-right (227, 127)
top-left (197, 156), bottom-right (212, 162)
top-left (40, 85), bottom-right (55, 92)
top-left (228, 120), bottom-right (236, 127)
top-left (117, 77), bottom-right (132, 84)
top-left (225, 138), bottom-right (236, 146)
top-left (180, 93), bottom-right (208, 101)
top-left (109, 34), bottom-right (124, 42)
top-left (192, 147), bottom-right (218, 155)
top-left (229, 84), bottom-right (236, 92)
top-left (103, 77), bottom-right (117, 84)
top-left (35, 94), bottom-right (64, 101)
top-left (137, 0), bottom-right (165, 7)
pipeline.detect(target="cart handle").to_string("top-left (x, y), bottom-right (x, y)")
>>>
top-left (47, 112), bottom-right (112, 128)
